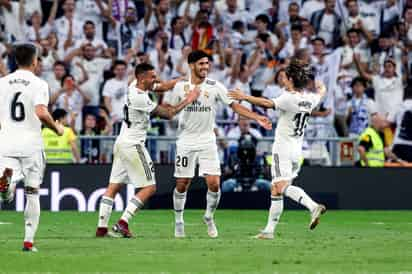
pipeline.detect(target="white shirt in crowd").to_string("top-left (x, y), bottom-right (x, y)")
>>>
top-left (54, 16), bottom-right (84, 47)
top-left (1, 2), bottom-right (25, 42)
top-left (300, 0), bottom-right (324, 20)
top-left (116, 85), bottom-right (157, 145)
top-left (0, 70), bottom-right (49, 156)
top-left (71, 56), bottom-right (111, 106)
top-left (54, 90), bottom-right (84, 131)
top-left (25, 23), bottom-right (53, 42)
top-left (102, 77), bottom-right (128, 123)
top-left (318, 14), bottom-right (335, 46)
top-left (76, 0), bottom-right (107, 40)
top-left (388, 99), bottom-right (412, 147)
top-left (371, 75), bottom-right (404, 117)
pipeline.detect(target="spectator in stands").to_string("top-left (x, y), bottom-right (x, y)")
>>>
top-left (54, 0), bottom-right (84, 52)
top-left (65, 43), bottom-right (112, 110)
top-left (219, 0), bottom-right (254, 30)
top-left (102, 60), bottom-right (128, 135)
top-left (372, 33), bottom-right (403, 77)
top-left (80, 109), bottom-right (112, 164)
top-left (51, 74), bottom-right (90, 132)
top-left (168, 16), bottom-right (190, 50)
top-left (387, 86), bottom-right (412, 162)
top-left (301, 0), bottom-right (324, 21)
top-left (279, 23), bottom-right (308, 60)
top-left (0, 0), bottom-right (25, 42)
top-left (118, 5), bottom-right (144, 58)
top-left (227, 117), bottom-right (262, 148)
top-left (354, 55), bottom-right (404, 118)
top-left (310, 0), bottom-right (341, 48)
top-left (48, 61), bottom-right (67, 99)
top-left (75, 0), bottom-right (110, 41)
top-left (42, 108), bottom-right (80, 164)
top-left (74, 21), bottom-right (108, 56)
top-left (357, 113), bottom-right (405, 167)
top-left (379, 0), bottom-right (400, 35)
top-left (346, 77), bottom-right (377, 136)
top-left (142, 0), bottom-right (173, 39)
top-left (25, 0), bottom-right (58, 43)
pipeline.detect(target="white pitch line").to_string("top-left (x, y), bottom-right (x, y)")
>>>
top-left (0, 222), bottom-right (12, 225)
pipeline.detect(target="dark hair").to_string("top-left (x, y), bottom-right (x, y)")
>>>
top-left (61, 74), bottom-right (74, 87)
top-left (345, 0), bottom-right (357, 6)
top-left (289, 2), bottom-right (300, 9)
top-left (112, 60), bottom-right (127, 70)
top-left (312, 37), bottom-right (325, 45)
top-left (347, 28), bottom-right (360, 36)
top-left (187, 50), bottom-right (210, 64)
top-left (53, 60), bottom-right (66, 68)
top-left (232, 20), bottom-right (244, 31)
top-left (134, 63), bottom-right (154, 76)
top-left (350, 76), bottom-right (367, 88)
top-left (171, 16), bottom-right (182, 28)
top-left (291, 23), bottom-right (303, 32)
top-left (286, 59), bottom-right (311, 89)
top-left (257, 33), bottom-right (270, 42)
top-left (14, 43), bottom-right (38, 67)
top-left (274, 68), bottom-right (286, 85)
top-left (52, 108), bottom-right (68, 121)
top-left (83, 20), bottom-right (95, 28)
top-left (255, 14), bottom-right (270, 25)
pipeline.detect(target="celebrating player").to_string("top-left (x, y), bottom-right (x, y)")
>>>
top-left (170, 50), bottom-right (272, 238)
top-left (228, 60), bottom-right (327, 239)
top-left (0, 44), bottom-right (64, 251)
top-left (96, 63), bottom-right (200, 238)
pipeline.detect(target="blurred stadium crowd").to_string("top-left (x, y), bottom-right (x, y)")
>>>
top-left (0, 0), bottom-right (411, 168)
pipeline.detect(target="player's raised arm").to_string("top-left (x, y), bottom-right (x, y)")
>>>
top-left (152, 86), bottom-right (200, 119)
top-left (228, 89), bottom-right (275, 109)
top-left (230, 102), bottom-right (272, 130)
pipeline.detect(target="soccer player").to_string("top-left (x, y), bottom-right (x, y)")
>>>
top-left (228, 60), bottom-right (327, 239)
top-left (170, 50), bottom-right (272, 238)
top-left (95, 63), bottom-right (200, 238)
top-left (0, 44), bottom-right (64, 251)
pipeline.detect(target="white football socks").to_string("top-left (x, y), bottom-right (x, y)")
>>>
top-left (120, 197), bottom-right (144, 223)
top-left (205, 190), bottom-right (221, 219)
top-left (173, 188), bottom-right (187, 224)
top-left (24, 193), bottom-right (40, 243)
top-left (263, 195), bottom-right (283, 234)
top-left (284, 185), bottom-right (317, 212)
top-left (98, 196), bottom-right (113, 228)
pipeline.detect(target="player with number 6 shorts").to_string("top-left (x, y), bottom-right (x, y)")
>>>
top-left (170, 50), bottom-right (272, 238)
top-left (95, 63), bottom-right (200, 238)
top-left (228, 59), bottom-right (327, 240)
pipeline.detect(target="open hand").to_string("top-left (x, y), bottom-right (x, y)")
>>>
top-left (228, 89), bottom-right (247, 101)
top-left (257, 116), bottom-right (272, 130)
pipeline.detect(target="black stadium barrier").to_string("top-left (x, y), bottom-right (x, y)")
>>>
top-left (2, 164), bottom-right (412, 211)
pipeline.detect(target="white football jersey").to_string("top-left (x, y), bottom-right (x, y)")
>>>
top-left (115, 84), bottom-right (157, 145)
top-left (0, 70), bottom-right (49, 157)
top-left (169, 78), bottom-right (235, 148)
top-left (272, 91), bottom-right (321, 158)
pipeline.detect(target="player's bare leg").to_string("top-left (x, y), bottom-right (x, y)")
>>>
top-left (96, 183), bottom-right (122, 237)
top-left (203, 175), bottom-right (221, 238)
top-left (282, 184), bottom-right (326, 230)
top-left (112, 184), bottom-right (157, 238)
top-left (173, 178), bottom-right (191, 238)
top-left (23, 187), bottom-right (40, 252)
top-left (255, 181), bottom-right (287, 239)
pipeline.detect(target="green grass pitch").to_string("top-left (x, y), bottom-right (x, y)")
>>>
top-left (1, 210), bottom-right (412, 274)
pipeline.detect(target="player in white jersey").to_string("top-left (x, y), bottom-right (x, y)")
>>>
top-left (0, 44), bottom-right (64, 251)
top-left (171, 50), bottom-right (272, 238)
top-left (95, 63), bottom-right (200, 238)
top-left (229, 60), bottom-right (327, 239)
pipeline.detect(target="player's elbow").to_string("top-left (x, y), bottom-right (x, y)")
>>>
top-left (35, 105), bottom-right (49, 121)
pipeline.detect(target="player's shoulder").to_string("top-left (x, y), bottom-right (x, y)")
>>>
top-left (205, 78), bottom-right (226, 91)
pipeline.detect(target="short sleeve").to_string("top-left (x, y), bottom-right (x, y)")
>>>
top-left (371, 75), bottom-right (380, 90)
top-left (215, 81), bottom-right (235, 105)
top-left (102, 81), bottom-right (112, 97)
top-left (67, 127), bottom-right (77, 143)
top-left (129, 92), bottom-right (158, 113)
top-left (272, 93), bottom-right (291, 111)
top-left (33, 81), bottom-right (49, 106)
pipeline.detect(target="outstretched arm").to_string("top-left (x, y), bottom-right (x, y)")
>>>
top-left (152, 87), bottom-right (200, 119)
top-left (231, 102), bottom-right (272, 130)
top-left (228, 89), bottom-right (275, 109)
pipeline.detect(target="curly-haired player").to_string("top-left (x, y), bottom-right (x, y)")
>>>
top-left (228, 60), bottom-right (327, 239)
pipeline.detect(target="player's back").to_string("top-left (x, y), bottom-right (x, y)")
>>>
top-left (0, 70), bottom-right (49, 157)
top-left (273, 91), bottom-right (321, 156)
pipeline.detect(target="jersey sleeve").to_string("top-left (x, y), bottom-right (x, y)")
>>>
top-left (33, 81), bottom-right (50, 106)
top-left (215, 81), bottom-right (235, 105)
top-left (102, 81), bottom-right (112, 97)
top-left (129, 92), bottom-right (158, 113)
top-left (271, 93), bottom-right (292, 111)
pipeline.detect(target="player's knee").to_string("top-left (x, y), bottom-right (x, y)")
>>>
top-left (175, 179), bottom-right (190, 193)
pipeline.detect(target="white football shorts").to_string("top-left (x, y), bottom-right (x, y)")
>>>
top-left (271, 150), bottom-right (301, 183)
top-left (109, 142), bottom-right (156, 188)
top-left (0, 151), bottom-right (46, 188)
top-left (174, 143), bottom-right (221, 178)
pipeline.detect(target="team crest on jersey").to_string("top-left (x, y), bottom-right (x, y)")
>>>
top-left (184, 84), bottom-right (190, 95)
top-left (203, 91), bottom-right (209, 98)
